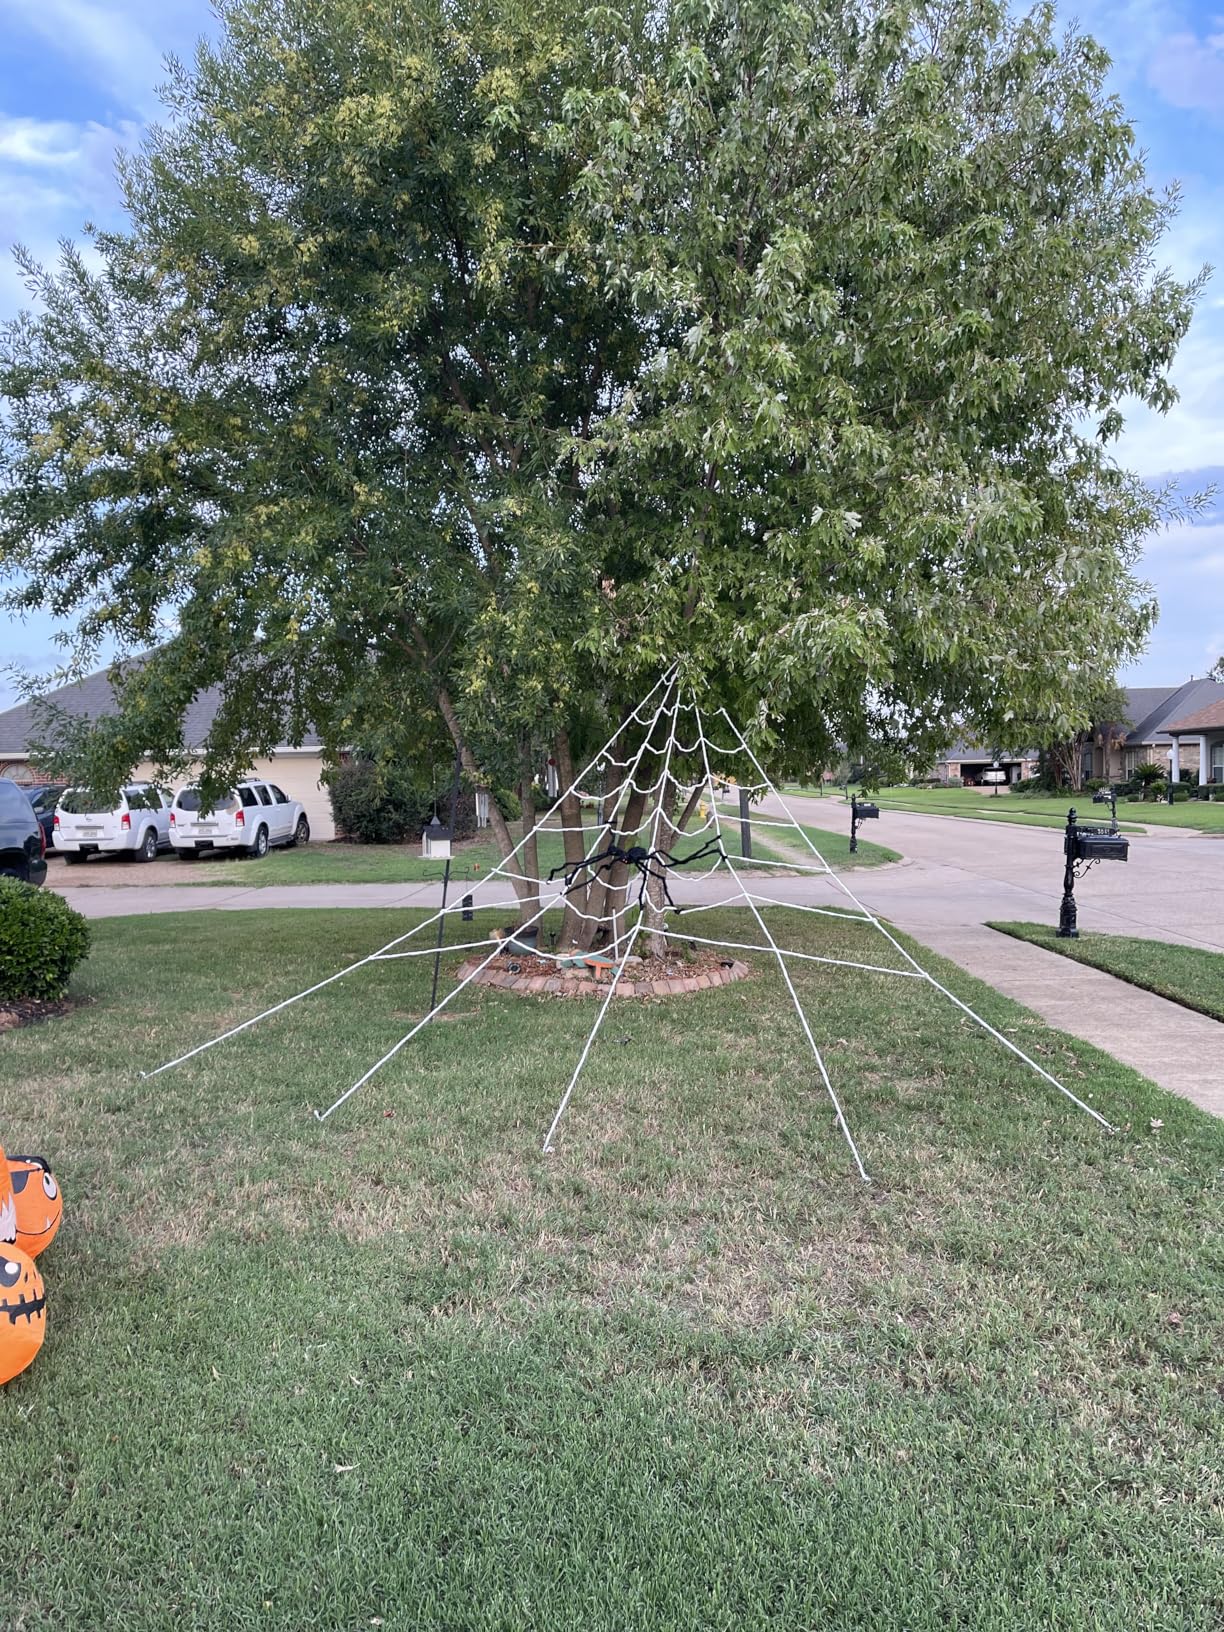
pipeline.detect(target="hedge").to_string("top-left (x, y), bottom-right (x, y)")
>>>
top-left (0, 879), bottom-right (92, 1002)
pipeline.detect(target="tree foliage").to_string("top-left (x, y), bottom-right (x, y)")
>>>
top-left (0, 0), bottom-right (1204, 908)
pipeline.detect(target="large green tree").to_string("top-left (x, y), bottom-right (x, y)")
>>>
top-left (0, 0), bottom-right (1203, 927)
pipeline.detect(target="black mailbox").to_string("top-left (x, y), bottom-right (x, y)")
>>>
top-left (855, 801), bottom-right (880, 819)
top-left (1069, 823), bottom-right (1128, 863)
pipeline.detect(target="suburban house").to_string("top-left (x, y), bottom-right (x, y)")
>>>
top-left (934, 741), bottom-right (1041, 786)
top-left (0, 665), bottom-right (337, 840)
top-left (1166, 696), bottom-right (1224, 787)
top-left (1085, 679), bottom-right (1224, 785)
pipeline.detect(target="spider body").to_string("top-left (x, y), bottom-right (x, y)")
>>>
top-left (548, 836), bottom-right (722, 914)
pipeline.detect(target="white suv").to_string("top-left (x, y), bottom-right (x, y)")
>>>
top-left (55, 783), bottom-right (172, 864)
top-left (170, 779), bottom-right (309, 860)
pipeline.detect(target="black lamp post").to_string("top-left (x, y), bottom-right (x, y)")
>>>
top-left (849, 793), bottom-right (879, 854)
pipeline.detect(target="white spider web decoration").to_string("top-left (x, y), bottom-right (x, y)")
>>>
top-left (143, 666), bottom-right (1114, 1181)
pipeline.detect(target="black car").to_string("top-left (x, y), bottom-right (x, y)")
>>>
top-left (23, 784), bottom-right (66, 851)
top-left (0, 779), bottom-right (48, 886)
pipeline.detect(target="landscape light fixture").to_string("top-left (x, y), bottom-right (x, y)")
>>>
top-left (849, 793), bottom-right (879, 854)
top-left (1057, 806), bottom-right (1128, 939)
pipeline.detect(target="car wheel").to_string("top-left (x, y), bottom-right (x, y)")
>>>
top-left (137, 828), bottom-right (159, 862)
top-left (289, 816), bottom-right (310, 848)
top-left (62, 852), bottom-right (85, 866)
top-left (176, 848), bottom-right (199, 861)
top-left (253, 826), bottom-right (269, 859)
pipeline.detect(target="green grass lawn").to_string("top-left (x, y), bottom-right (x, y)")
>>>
top-left (127, 818), bottom-right (894, 887)
top-left (748, 820), bottom-right (899, 870)
top-left (849, 786), bottom-right (1222, 832)
top-left (1, 906), bottom-right (1220, 1628)
top-left (170, 830), bottom-right (571, 885)
top-left (991, 921), bottom-right (1224, 1024)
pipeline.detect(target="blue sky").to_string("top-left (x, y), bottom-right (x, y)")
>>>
top-left (0, 0), bottom-right (1222, 707)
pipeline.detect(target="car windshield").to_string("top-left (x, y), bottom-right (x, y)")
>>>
top-left (59, 789), bottom-right (115, 815)
top-left (177, 788), bottom-right (237, 813)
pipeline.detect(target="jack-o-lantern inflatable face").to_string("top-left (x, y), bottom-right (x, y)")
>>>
top-left (0, 1245), bottom-right (46, 1385)
top-left (6, 1157), bottom-right (61, 1257)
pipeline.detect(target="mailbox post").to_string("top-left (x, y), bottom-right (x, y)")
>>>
top-left (1058, 807), bottom-right (1080, 938)
top-left (1058, 806), bottom-right (1129, 938)
top-left (849, 794), bottom-right (879, 854)
top-left (739, 788), bottom-right (752, 859)
top-left (1091, 785), bottom-right (1118, 828)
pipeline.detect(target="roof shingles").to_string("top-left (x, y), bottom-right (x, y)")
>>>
top-left (0, 663), bottom-right (319, 754)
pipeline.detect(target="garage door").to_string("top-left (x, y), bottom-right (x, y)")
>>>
top-left (250, 755), bottom-right (335, 841)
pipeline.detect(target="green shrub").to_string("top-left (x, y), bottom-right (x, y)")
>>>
top-left (1082, 777), bottom-right (1109, 792)
top-left (326, 760), bottom-right (478, 844)
top-left (0, 880), bottom-right (92, 1001)
top-left (1132, 762), bottom-right (1165, 789)
top-left (494, 787), bottom-right (521, 823)
top-left (1171, 785), bottom-right (1191, 802)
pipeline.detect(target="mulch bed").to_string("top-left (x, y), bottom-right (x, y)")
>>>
top-left (454, 947), bottom-right (751, 999)
top-left (0, 996), bottom-right (80, 1033)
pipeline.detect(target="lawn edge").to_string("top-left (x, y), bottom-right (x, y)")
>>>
top-left (987, 920), bottom-right (1224, 1027)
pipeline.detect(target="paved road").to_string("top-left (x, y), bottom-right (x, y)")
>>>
top-left (754, 792), bottom-right (1224, 954)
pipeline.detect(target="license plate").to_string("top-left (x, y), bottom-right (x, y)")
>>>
top-left (81, 827), bottom-right (101, 836)
top-left (197, 824), bottom-right (216, 833)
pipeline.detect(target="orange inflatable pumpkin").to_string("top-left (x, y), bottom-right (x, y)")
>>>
top-left (0, 1244), bottom-right (46, 1385)
top-left (5, 1157), bottom-right (61, 1257)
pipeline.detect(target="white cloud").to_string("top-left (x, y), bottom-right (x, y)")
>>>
top-left (0, 114), bottom-right (141, 321)
top-left (1115, 311), bottom-right (1224, 478)
top-left (0, 0), bottom-right (203, 116)
top-left (1143, 518), bottom-right (1224, 556)
top-left (1148, 26), bottom-right (1224, 116)
top-left (0, 117), bottom-right (87, 166)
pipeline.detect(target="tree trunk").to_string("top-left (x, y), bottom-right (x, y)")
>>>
top-left (555, 726), bottom-right (593, 950)
top-left (641, 776), bottom-right (677, 959)
top-left (586, 784), bottom-right (647, 956)
top-left (517, 750), bottom-right (541, 924)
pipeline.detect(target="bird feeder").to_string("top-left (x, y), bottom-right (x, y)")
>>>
top-left (421, 814), bottom-right (452, 860)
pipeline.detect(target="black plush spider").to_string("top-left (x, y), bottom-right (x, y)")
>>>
top-left (548, 836), bottom-right (723, 913)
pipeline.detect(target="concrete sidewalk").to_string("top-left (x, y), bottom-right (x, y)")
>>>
top-left (914, 924), bottom-right (1224, 1120)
